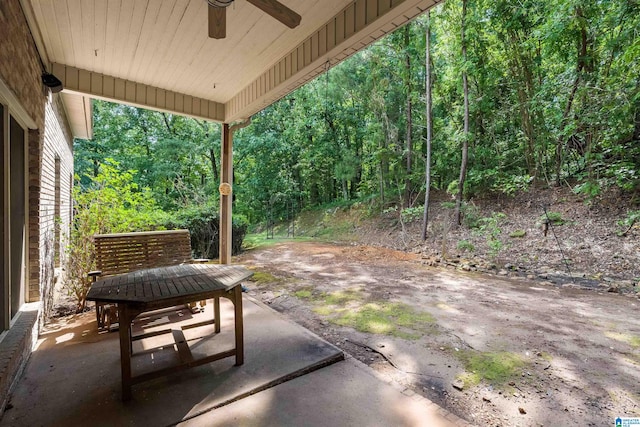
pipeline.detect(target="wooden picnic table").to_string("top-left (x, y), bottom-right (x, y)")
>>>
top-left (86, 263), bottom-right (253, 401)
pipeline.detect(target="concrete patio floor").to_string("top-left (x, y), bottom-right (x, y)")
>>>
top-left (0, 296), bottom-right (467, 426)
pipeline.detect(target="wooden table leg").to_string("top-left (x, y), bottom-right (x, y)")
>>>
top-left (233, 285), bottom-right (244, 366)
top-left (118, 305), bottom-right (133, 401)
top-left (214, 297), bottom-right (221, 333)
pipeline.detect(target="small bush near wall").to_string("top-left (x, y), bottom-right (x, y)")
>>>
top-left (64, 162), bottom-right (168, 312)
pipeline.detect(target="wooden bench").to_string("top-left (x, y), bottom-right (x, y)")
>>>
top-left (88, 229), bottom-right (209, 330)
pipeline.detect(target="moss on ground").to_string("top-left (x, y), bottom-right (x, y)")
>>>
top-left (456, 351), bottom-right (527, 388)
top-left (333, 302), bottom-right (436, 339)
top-left (324, 289), bottom-right (361, 305)
top-left (306, 288), bottom-right (437, 339)
top-left (293, 288), bottom-right (314, 299)
top-left (509, 229), bottom-right (527, 238)
top-left (249, 270), bottom-right (280, 284)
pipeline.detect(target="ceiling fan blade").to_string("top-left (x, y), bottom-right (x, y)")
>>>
top-left (208, 4), bottom-right (227, 39)
top-left (246, 0), bottom-right (301, 29)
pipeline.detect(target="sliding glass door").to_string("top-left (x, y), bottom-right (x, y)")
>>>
top-left (0, 102), bottom-right (27, 331)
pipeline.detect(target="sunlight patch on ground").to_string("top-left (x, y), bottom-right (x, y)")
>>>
top-left (435, 302), bottom-right (461, 314)
top-left (55, 332), bottom-right (75, 344)
top-left (605, 331), bottom-right (640, 348)
top-left (311, 253), bottom-right (335, 259)
top-left (548, 356), bottom-right (590, 389)
top-left (607, 386), bottom-right (640, 410)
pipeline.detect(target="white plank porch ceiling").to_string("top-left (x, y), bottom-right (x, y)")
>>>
top-left (27, 0), bottom-right (439, 127)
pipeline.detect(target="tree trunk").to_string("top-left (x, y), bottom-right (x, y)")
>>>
top-left (554, 6), bottom-right (589, 186)
top-left (209, 149), bottom-right (219, 180)
top-left (379, 136), bottom-right (386, 206)
top-left (422, 12), bottom-right (432, 241)
top-left (195, 120), bottom-right (219, 180)
top-left (454, 0), bottom-right (469, 227)
top-left (404, 25), bottom-right (413, 208)
top-left (634, 84), bottom-right (640, 141)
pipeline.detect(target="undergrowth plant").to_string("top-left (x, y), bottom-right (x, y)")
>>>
top-left (457, 240), bottom-right (475, 252)
top-left (63, 161), bottom-right (168, 312)
top-left (538, 211), bottom-right (565, 226)
top-left (617, 210), bottom-right (640, 236)
top-left (473, 213), bottom-right (506, 258)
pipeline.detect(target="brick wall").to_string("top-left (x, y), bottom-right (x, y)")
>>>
top-left (38, 95), bottom-right (73, 318)
top-left (0, 1), bottom-right (44, 126)
top-left (0, 0), bottom-right (74, 321)
top-left (0, 0), bottom-right (75, 409)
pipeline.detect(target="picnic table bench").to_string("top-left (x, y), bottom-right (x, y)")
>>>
top-left (86, 263), bottom-right (253, 400)
top-left (88, 229), bottom-right (208, 330)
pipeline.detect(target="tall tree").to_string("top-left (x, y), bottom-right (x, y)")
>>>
top-left (422, 11), bottom-right (433, 241)
top-left (454, 0), bottom-right (470, 226)
top-left (404, 24), bottom-right (414, 207)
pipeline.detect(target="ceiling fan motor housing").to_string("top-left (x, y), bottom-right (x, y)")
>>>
top-left (208, 0), bottom-right (233, 8)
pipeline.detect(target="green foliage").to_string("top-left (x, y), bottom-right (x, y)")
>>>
top-left (75, 102), bottom-right (221, 211)
top-left (400, 206), bottom-right (424, 223)
top-left (474, 213), bottom-right (506, 257)
top-left (509, 229), bottom-right (527, 238)
top-left (457, 240), bottom-right (475, 252)
top-left (573, 181), bottom-right (601, 201)
top-left (493, 175), bottom-right (534, 196)
top-left (442, 201), bottom-right (482, 229)
top-left (63, 161), bottom-right (168, 312)
top-left (168, 204), bottom-right (248, 259)
top-left (73, 0), bottom-right (640, 234)
top-left (446, 180), bottom-right (459, 196)
top-left (539, 211), bottom-right (566, 226)
top-left (616, 210), bottom-right (640, 236)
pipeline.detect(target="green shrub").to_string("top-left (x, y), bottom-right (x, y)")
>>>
top-left (401, 206), bottom-right (424, 223)
top-left (440, 201), bottom-right (482, 229)
top-left (495, 174), bottom-right (533, 196)
top-left (616, 210), bottom-right (640, 236)
top-left (64, 161), bottom-right (168, 312)
top-left (474, 213), bottom-right (506, 258)
top-left (573, 181), bottom-right (601, 201)
top-left (509, 229), bottom-right (526, 238)
top-left (538, 211), bottom-right (565, 226)
top-left (167, 205), bottom-right (248, 259)
top-left (457, 240), bottom-right (475, 252)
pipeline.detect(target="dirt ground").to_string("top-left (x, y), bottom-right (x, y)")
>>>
top-left (237, 240), bottom-right (640, 426)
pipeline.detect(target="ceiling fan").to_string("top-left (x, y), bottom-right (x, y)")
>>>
top-left (207, 0), bottom-right (302, 39)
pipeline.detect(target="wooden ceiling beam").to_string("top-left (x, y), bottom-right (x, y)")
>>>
top-left (52, 64), bottom-right (226, 123)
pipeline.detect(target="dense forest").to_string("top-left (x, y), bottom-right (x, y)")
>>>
top-left (74, 0), bottom-right (640, 233)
